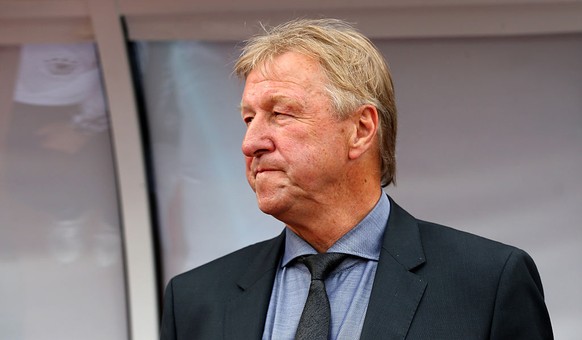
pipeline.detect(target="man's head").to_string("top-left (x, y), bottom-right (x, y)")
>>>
top-left (235, 18), bottom-right (397, 187)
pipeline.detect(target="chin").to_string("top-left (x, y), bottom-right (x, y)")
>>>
top-left (256, 195), bottom-right (290, 219)
top-left (257, 200), bottom-right (281, 216)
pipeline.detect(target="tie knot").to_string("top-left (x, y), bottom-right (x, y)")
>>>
top-left (298, 252), bottom-right (349, 281)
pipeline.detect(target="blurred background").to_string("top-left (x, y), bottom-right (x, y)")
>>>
top-left (1, 1), bottom-right (581, 339)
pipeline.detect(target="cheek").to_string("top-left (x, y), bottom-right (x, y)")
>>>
top-left (286, 145), bottom-right (325, 180)
top-left (280, 122), bottom-right (349, 172)
top-left (304, 135), bottom-right (349, 172)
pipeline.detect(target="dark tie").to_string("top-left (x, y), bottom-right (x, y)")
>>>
top-left (295, 252), bottom-right (349, 340)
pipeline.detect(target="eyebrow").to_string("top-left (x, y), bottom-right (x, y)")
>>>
top-left (239, 94), bottom-right (304, 114)
top-left (271, 95), bottom-right (303, 109)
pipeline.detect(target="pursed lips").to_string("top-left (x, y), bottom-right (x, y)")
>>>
top-left (256, 168), bottom-right (278, 173)
top-left (254, 167), bottom-right (281, 177)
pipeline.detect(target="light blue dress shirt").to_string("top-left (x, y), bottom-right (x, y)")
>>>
top-left (262, 194), bottom-right (390, 340)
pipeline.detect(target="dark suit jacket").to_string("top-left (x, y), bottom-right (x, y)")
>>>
top-left (160, 198), bottom-right (553, 339)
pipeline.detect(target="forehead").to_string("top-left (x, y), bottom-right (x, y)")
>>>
top-left (242, 52), bottom-right (328, 103)
top-left (259, 51), bottom-right (322, 77)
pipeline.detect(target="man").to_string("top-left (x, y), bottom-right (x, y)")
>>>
top-left (160, 18), bottom-right (552, 339)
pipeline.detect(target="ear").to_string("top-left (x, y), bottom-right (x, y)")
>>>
top-left (348, 105), bottom-right (379, 160)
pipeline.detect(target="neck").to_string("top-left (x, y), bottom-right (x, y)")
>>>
top-left (284, 186), bottom-right (382, 253)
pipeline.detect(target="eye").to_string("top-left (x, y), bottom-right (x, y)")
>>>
top-left (243, 116), bottom-right (254, 126)
top-left (274, 111), bottom-right (291, 118)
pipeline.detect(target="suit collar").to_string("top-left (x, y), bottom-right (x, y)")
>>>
top-left (224, 231), bottom-right (285, 339)
top-left (360, 196), bottom-right (427, 340)
top-left (382, 197), bottom-right (426, 270)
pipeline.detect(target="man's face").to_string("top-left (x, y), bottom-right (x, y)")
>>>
top-left (240, 52), bottom-right (354, 221)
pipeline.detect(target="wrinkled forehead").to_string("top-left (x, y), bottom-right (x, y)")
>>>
top-left (239, 52), bottom-right (336, 115)
top-left (248, 49), bottom-right (325, 80)
top-left (244, 52), bottom-right (327, 90)
top-left (246, 54), bottom-right (330, 99)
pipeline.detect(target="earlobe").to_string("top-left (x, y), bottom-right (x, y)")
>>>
top-left (348, 105), bottom-right (379, 160)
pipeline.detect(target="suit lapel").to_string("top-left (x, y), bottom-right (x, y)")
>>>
top-left (224, 231), bottom-right (285, 339)
top-left (360, 198), bottom-right (427, 340)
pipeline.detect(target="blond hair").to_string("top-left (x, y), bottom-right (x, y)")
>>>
top-left (235, 18), bottom-right (397, 186)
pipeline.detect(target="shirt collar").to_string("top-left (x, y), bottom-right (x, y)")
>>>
top-left (281, 193), bottom-right (390, 267)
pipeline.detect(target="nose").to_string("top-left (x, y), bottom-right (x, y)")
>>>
top-left (241, 115), bottom-right (274, 157)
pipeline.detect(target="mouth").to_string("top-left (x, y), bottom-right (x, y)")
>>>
top-left (254, 167), bottom-right (280, 177)
top-left (256, 168), bottom-right (277, 174)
